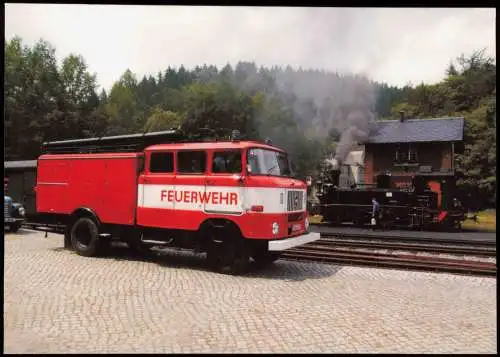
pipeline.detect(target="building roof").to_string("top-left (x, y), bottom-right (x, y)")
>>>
top-left (5, 160), bottom-right (38, 169)
top-left (364, 117), bottom-right (464, 144)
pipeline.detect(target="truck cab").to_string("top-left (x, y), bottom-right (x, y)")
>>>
top-left (138, 141), bottom-right (310, 240)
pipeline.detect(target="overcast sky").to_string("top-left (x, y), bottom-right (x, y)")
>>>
top-left (5, 5), bottom-right (496, 91)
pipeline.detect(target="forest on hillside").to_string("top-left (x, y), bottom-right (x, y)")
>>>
top-left (4, 37), bottom-right (496, 208)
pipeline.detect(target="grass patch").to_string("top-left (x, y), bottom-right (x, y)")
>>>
top-left (462, 209), bottom-right (496, 232)
top-left (308, 215), bottom-right (323, 224)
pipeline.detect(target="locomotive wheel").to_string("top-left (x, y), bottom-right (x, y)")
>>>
top-left (70, 217), bottom-right (104, 257)
top-left (9, 223), bottom-right (20, 233)
top-left (251, 249), bottom-right (281, 266)
top-left (206, 227), bottom-right (249, 275)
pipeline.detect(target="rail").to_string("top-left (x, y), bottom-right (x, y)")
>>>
top-left (317, 231), bottom-right (496, 247)
top-left (282, 238), bottom-right (496, 277)
top-left (307, 239), bottom-right (496, 257)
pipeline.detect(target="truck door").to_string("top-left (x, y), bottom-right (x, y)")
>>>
top-left (176, 150), bottom-right (209, 230)
top-left (137, 151), bottom-right (176, 229)
top-left (204, 150), bottom-right (244, 215)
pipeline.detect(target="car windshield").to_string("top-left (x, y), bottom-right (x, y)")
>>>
top-left (247, 148), bottom-right (292, 177)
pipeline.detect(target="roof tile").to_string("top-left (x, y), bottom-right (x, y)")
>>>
top-left (364, 117), bottom-right (464, 144)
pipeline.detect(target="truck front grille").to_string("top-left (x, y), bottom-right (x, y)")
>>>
top-left (287, 212), bottom-right (304, 222)
top-left (287, 190), bottom-right (304, 212)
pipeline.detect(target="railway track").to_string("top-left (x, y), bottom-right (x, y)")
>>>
top-left (313, 238), bottom-right (496, 257)
top-left (318, 231), bottom-right (496, 247)
top-left (282, 239), bottom-right (497, 277)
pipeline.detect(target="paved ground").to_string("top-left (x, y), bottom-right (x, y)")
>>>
top-left (4, 229), bottom-right (497, 354)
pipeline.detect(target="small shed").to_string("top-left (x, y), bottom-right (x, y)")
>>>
top-left (4, 160), bottom-right (38, 217)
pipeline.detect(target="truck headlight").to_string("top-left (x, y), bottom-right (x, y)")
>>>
top-left (18, 207), bottom-right (26, 217)
top-left (272, 222), bottom-right (279, 235)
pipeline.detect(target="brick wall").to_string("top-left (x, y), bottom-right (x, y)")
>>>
top-left (441, 145), bottom-right (452, 171)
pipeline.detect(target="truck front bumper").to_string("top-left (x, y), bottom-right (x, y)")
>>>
top-left (268, 232), bottom-right (320, 251)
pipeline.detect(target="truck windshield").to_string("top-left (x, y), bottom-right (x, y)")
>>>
top-left (247, 148), bottom-right (292, 177)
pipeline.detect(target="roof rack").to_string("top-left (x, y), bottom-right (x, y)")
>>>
top-left (41, 127), bottom-right (272, 155)
top-left (41, 129), bottom-right (187, 154)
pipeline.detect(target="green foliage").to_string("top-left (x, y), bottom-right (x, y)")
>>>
top-left (144, 108), bottom-right (184, 132)
top-left (4, 37), bottom-right (103, 159)
top-left (104, 79), bottom-right (140, 135)
top-left (60, 54), bottom-right (98, 110)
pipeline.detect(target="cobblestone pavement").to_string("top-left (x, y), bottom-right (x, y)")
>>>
top-left (4, 229), bottom-right (497, 354)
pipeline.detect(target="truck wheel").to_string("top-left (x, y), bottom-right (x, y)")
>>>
top-left (70, 217), bottom-right (101, 257)
top-left (206, 228), bottom-right (249, 275)
top-left (252, 249), bottom-right (281, 267)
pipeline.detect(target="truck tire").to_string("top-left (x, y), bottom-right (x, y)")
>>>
top-left (252, 250), bottom-right (281, 267)
top-left (206, 227), bottom-right (249, 275)
top-left (70, 217), bottom-right (102, 257)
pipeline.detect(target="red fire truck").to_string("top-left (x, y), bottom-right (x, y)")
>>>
top-left (35, 130), bottom-right (320, 274)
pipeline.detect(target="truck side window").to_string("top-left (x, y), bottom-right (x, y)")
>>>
top-left (212, 151), bottom-right (242, 174)
top-left (150, 152), bottom-right (174, 173)
top-left (178, 151), bottom-right (206, 174)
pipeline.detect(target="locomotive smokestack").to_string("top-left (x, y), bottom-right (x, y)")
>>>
top-left (325, 157), bottom-right (340, 171)
top-left (331, 158), bottom-right (340, 171)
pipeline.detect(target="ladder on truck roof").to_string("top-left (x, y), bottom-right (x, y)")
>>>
top-left (41, 129), bottom-right (190, 155)
top-left (41, 128), bottom-right (262, 155)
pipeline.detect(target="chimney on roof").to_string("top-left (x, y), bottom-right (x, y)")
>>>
top-left (399, 111), bottom-right (405, 122)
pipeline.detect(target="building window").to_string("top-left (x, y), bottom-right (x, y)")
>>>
top-left (395, 144), bottom-right (418, 163)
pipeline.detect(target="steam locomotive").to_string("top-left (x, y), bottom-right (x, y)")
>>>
top-left (312, 161), bottom-right (466, 230)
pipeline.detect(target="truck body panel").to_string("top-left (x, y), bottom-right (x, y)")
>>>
top-left (36, 153), bottom-right (141, 226)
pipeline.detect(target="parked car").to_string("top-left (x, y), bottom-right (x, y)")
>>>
top-left (4, 195), bottom-right (26, 232)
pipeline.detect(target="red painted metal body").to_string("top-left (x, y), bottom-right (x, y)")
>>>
top-left (35, 141), bottom-right (308, 241)
top-left (36, 153), bottom-right (142, 226)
